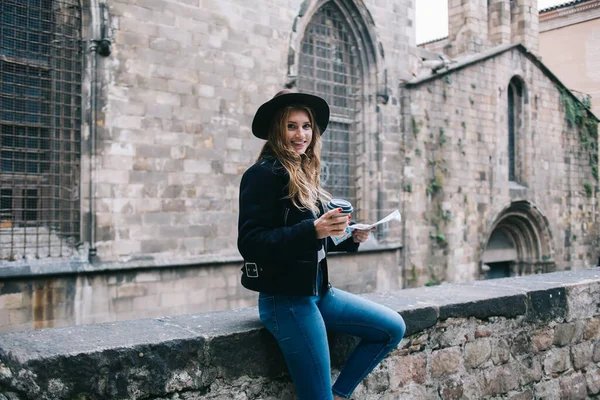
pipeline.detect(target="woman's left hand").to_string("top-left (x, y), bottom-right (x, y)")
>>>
top-left (352, 228), bottom-right (374, 243)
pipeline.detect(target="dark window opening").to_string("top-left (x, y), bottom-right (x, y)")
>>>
top-left (486, 261), bottom-right (511, 279)
top-left (508, 77), bottom-right (523, 182)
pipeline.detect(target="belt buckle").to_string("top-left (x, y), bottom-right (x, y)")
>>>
top-left (245, 262), bottom-right (259, 278)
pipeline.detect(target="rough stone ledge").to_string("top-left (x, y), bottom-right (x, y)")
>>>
top-left (0, 268), bottom-right (599, 399)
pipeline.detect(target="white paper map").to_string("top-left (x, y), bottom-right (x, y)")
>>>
top-left (331, 210), bottom-right (402, 245)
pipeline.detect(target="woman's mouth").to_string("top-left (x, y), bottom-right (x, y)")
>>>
top-left (292, 141), bottom-right (306, 150)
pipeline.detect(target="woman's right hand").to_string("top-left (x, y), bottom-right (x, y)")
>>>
top-left (314, 208), bottom-right (350, 239)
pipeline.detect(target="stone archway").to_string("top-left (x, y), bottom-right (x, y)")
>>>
top-left (481, 200), bottom-right (555, 279)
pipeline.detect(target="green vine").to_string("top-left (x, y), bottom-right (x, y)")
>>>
top-left (403, 182), bottom-right (412, 193)
top-left (458, 138), bottom-right (466, 156)
top-left (439, 127), bottom-right (447, 146)
top-left (412, 117), bottom-right (420, 138)
top-left (559, 88), bottom-right (599, 190)
top-left (426, 172), bottom-right (443, 196)
top-left (584, 182), bottom-right (593, 198)
top-left (425, 263), bottom-right (442, 286)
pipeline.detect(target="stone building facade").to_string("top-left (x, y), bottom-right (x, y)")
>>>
top-left (0, 0), bottom-right (598, 332)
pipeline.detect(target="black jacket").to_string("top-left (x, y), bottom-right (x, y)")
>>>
top-left (237, 156), bottom-right (359, 295)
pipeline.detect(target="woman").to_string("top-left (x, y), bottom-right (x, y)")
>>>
top-left (238, 90), bottom-right (405, 399)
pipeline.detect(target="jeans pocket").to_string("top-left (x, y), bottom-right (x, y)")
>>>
top-left (258, 295), bottom-right (279, 334)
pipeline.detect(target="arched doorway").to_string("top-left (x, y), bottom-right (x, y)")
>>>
top-left (481, 200), bottom-right (554, 279)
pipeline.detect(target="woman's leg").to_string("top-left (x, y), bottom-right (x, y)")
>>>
top-left (258, 293), bottom-right (334, 400)
top-left (318, 288), bottom-right (406, 399)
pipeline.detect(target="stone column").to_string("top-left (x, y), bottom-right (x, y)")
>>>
top-left (511, 0), bottom-right (539, 53)
top-left (447, 0), bottom-right (489, 57)
top-left (488, 0), bottom-right (511, 46)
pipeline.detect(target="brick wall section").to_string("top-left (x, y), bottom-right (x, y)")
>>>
top-left (0, 269), bottom-right (599, 399)
top-left (400, 47), bottom-right (599, 285)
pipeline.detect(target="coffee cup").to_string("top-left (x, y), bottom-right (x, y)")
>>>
top-left (327, 199), bottom-right (353, 216)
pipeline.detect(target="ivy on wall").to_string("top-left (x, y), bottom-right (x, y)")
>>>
top-left (559, 89), bottom-right (599, 195)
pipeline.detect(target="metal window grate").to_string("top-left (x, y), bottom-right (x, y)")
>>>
top-left (298, 2), bottom-right (361, 204)
top-left (0, 0), bottom-right (82, 260)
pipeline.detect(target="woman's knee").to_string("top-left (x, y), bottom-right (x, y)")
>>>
top-left (389, 313), bottom-right (406, 346)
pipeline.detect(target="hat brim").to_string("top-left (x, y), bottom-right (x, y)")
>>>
top-left (251, 93), bottom-right (330, 140)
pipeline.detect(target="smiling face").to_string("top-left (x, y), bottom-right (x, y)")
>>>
top-left (285, 109), bottom-right (313, 155)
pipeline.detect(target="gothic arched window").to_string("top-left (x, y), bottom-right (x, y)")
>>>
top-left (298, 2), bottom-right (362, 205)
top-left (1, 0), bottom-right (82, 259)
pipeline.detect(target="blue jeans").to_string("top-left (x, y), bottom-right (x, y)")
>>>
top-left (258, 286), bottom-right (406, 399)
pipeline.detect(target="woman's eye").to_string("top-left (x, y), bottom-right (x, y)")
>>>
top-left (287, 124), bottom-right (296, 130)
top-left (303, 124), bottom-right (311, 130)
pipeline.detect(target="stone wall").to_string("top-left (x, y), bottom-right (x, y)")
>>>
top-left (81, 0), bottom-right (413, 266)
top-left (1, 268), bottom-right (599, 399)
top-left (0, 248), bottom-right (401, 333)
top-left (400, 45), bottom-right (599, 285)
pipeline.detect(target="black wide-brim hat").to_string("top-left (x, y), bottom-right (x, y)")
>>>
top-left (251, 90), bottom-right (330, 140)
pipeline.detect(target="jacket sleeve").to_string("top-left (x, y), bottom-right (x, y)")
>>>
top-left (238, 163), bottom-right (320, 263)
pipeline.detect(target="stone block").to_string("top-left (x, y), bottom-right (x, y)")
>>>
top-left (506, 389), bottom-right (534, 400)
top-left (439, 378), bottom-right (464, 400)
top-left (160, 292), bottom-right (186, 308)
top-left (0, 293), bottom-right (23, 309)
top-left (492, 338), bottom-right (511, 365)
top-left (543, 347), bottom-right (570, 374)
top-left (149, 37), bottom-right (180, 52)
top-left (430, 347), bottom-right (461, 378)
top-left (186, 289), bottom-right (208, 305)
top-left (533, 379), bottom-right (561, 400)
top-left (554, 323), bottom-right (578, 347)
top-left (594, 341), bottom-right (600, 362)
top-left (183, 160), bottom-right (211, 174)
top-left (388, 353), bottom-right (426, 389)
top-left (571, 342), bottom-right (593, 370)
top-left (586, 367), bottom-right (600, 395)
top-left (532, 327), bottom-right (554, 353)
top-left (511, 331), bottom-right (532, 356)
top-left (433, 321), bottom-right (471, 348)
top-left (117, 283), bottom-right (148, 298)
top-left (518, 356), bottom-right (542, 386)
top-left (583, 317), bottom-right (600, 340)
top-left (464, 338), bottom-right (491, 369)
top-left (481, 364), bottom-right (519, 396)
top-left (140, 239), bottom-right (178, 253)
top-left (559, 372), bottom-right (587, 400)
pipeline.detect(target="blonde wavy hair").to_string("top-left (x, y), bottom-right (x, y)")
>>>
top-left (257, 105), bottom-right (331, 214)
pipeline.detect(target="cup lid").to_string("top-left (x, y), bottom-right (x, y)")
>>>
top-left (327, 198), bottom-right (353, 213)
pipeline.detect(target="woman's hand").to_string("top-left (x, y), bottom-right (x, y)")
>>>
top-left (314, 208), bottom-right (350, 239)
top-left (352, 227), bottom-right (375, 243)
